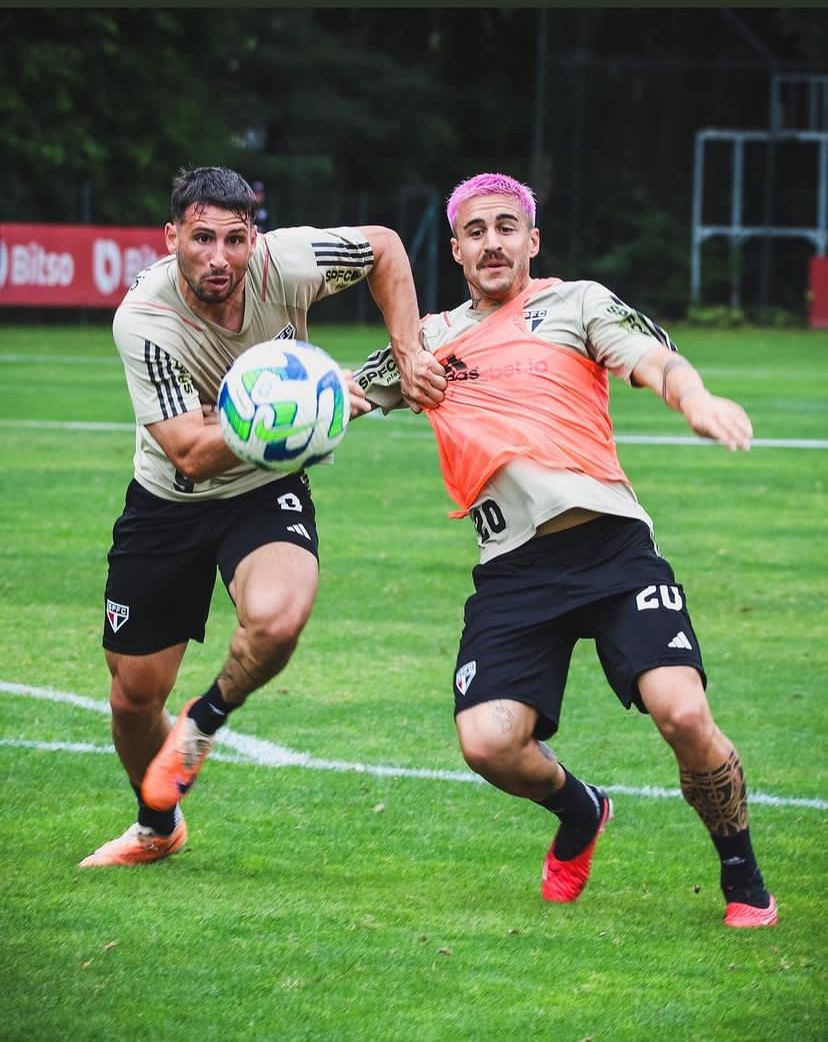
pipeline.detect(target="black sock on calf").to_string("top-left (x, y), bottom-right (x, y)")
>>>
top-left (536, 767), bottom-right (603, 860)
top-left (711, 828), bottom-right (770, 908)
top-left (132, 783), bottom-right (177, 836)
top-left (187, 680), bottom-right (235, 736)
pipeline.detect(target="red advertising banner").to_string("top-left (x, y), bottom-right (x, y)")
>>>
top-left (809, 256), bottom-right (828, 330)
top-left (0, 223), bottom-right (166, 307)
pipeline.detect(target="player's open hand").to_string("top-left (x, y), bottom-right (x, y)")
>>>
top-left (397, 348), bottom-right (447, 412)
top-left (683, 390), bottom-right (753, 451)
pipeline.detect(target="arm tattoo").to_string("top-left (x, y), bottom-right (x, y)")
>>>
top-left (679, 749), bottom-right (749, 836)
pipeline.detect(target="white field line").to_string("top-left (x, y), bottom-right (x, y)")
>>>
top-left (373, 419), bottom-right (828, 449)
top-left (617, 434), bottom-right (828, 449)
top-left (1, 680), bottom-right (825, 811)
top-left (0, 415), bottom-right (824, 449)
top-left (0, 737), bottom-right (249, 765)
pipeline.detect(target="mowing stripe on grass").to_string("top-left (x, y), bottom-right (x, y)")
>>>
top-left (0, 419), bottom-right (135, 432)
top-left (0, 417), bottom-right (825, 448)
top-left (0, 353), bottom-right (818, 385)
top-left (0, 353), bottom-right (120, 364)
top-left (2, 680), bottom-right (825, 811)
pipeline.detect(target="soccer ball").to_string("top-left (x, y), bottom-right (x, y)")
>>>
top-left (217, 340), bottom-right (350, 472)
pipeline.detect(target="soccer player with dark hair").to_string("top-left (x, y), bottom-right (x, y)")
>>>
top-left (356, 172), bottom-right (777, 928)
top-left (80, 166), bottom-right (445, 867)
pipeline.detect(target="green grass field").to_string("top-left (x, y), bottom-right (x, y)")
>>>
top-left (0, 322), bottom-right (825, 1042)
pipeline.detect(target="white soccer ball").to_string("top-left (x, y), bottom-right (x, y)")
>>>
top-left (217, 340), bottom-right (350, 472)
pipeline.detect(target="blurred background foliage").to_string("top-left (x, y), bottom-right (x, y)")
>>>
top-left (1, 7), bottom-right (826, 319)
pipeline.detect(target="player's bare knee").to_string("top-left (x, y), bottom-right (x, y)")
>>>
top-left (247, 612), bottom-right (303, 659)
top-left (109, 675), bottom-right (169, 718)
top-left (460, 731), bottom-right (521, 779)
top-left (655, 698), bottom-right (715, 748)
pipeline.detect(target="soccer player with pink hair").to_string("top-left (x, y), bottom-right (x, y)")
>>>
top-left (445, 172), bottom-right (537, 230)
top-left (356, 171), bottom-right (777, 927)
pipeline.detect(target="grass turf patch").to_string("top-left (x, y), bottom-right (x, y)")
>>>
top-left (0, 323), bottom-right (825, 1041)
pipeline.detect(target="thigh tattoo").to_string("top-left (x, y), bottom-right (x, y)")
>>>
top-left (492, 700), bottom-right (517, 735)
top-left (679, 749), bottom-right (748, 836)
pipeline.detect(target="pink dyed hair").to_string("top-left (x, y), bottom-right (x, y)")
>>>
top-left (445, 172), bottom-right (536, 231)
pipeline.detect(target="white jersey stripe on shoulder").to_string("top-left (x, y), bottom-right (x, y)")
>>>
top-left (155, 345), bottom-right (186, 418)
top-left (144, 341), bottom-right (186, 420)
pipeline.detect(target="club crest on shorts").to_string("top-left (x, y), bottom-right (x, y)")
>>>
top-left (106, 599), bottom-right (129, 633)
top-left (455, 660), bottom-right (477, 696)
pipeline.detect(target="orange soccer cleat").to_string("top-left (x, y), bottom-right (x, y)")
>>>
top-left (79, 817), bottom-right (188, 867)
top-left (141, 698), bottom-right (214, 811)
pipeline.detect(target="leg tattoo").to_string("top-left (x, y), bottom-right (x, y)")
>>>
top-left (491, 699), bottom-right (517, 735)
top-left (679, 749), bottom-right (748, 836)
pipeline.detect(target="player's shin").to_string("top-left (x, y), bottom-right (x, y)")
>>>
top-left (679, 749), bottom-right (772, 910)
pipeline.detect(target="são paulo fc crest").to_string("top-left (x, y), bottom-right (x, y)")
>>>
top-left (106, 599), bottom-right (129, 633)
top-left (455, 660), bottom-right (477, 696)
top-left (523, 308), bottom-right (546, 332)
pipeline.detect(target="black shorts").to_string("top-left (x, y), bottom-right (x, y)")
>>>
top-left (453, 515), bottom-right (706, 739)
top-left (103, 475), bottom-right (318, 655)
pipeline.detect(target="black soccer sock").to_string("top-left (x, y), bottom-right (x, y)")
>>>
top-left (536, 767), bottom-right (603, 860)
top-left (186, 680), bottom-right (236, 736)
top-left (711, 828), bottom-right (770, 908)
top-left (132, 782), bottom-right (178, 836)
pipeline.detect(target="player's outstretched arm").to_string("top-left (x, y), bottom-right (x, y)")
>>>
top-left (359, 225), bottom-right (446, 411)
top-left (146, 408), bottom-right (243, 482)
top-left (632, 346), bottom-right (753, 452)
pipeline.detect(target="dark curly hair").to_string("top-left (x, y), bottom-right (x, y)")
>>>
top-left (170, 167), bottom-right (257, 225)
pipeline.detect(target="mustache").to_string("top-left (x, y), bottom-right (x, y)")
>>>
top-left (478, 252), bottom-right (511, 269)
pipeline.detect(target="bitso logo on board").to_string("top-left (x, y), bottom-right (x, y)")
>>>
top-left (94, 240), bottom-right (159, 296)
top-left (0, 240), bottom-right (8, 289)
top-left (6, 242), bottom-right (74, 287)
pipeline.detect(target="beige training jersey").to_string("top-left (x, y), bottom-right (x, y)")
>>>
top-left (355, 279), bottom-right (675, 562)
top-left (113, 226), bottom-right (373, 501)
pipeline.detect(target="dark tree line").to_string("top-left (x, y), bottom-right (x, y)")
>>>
top-left (1, 7), bottom-right (825, 318)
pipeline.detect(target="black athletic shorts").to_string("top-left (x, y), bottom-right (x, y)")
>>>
top-left (103, 474), bottom-right (318, 655)
top-left (453, 515), bottom-right (706, 739)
